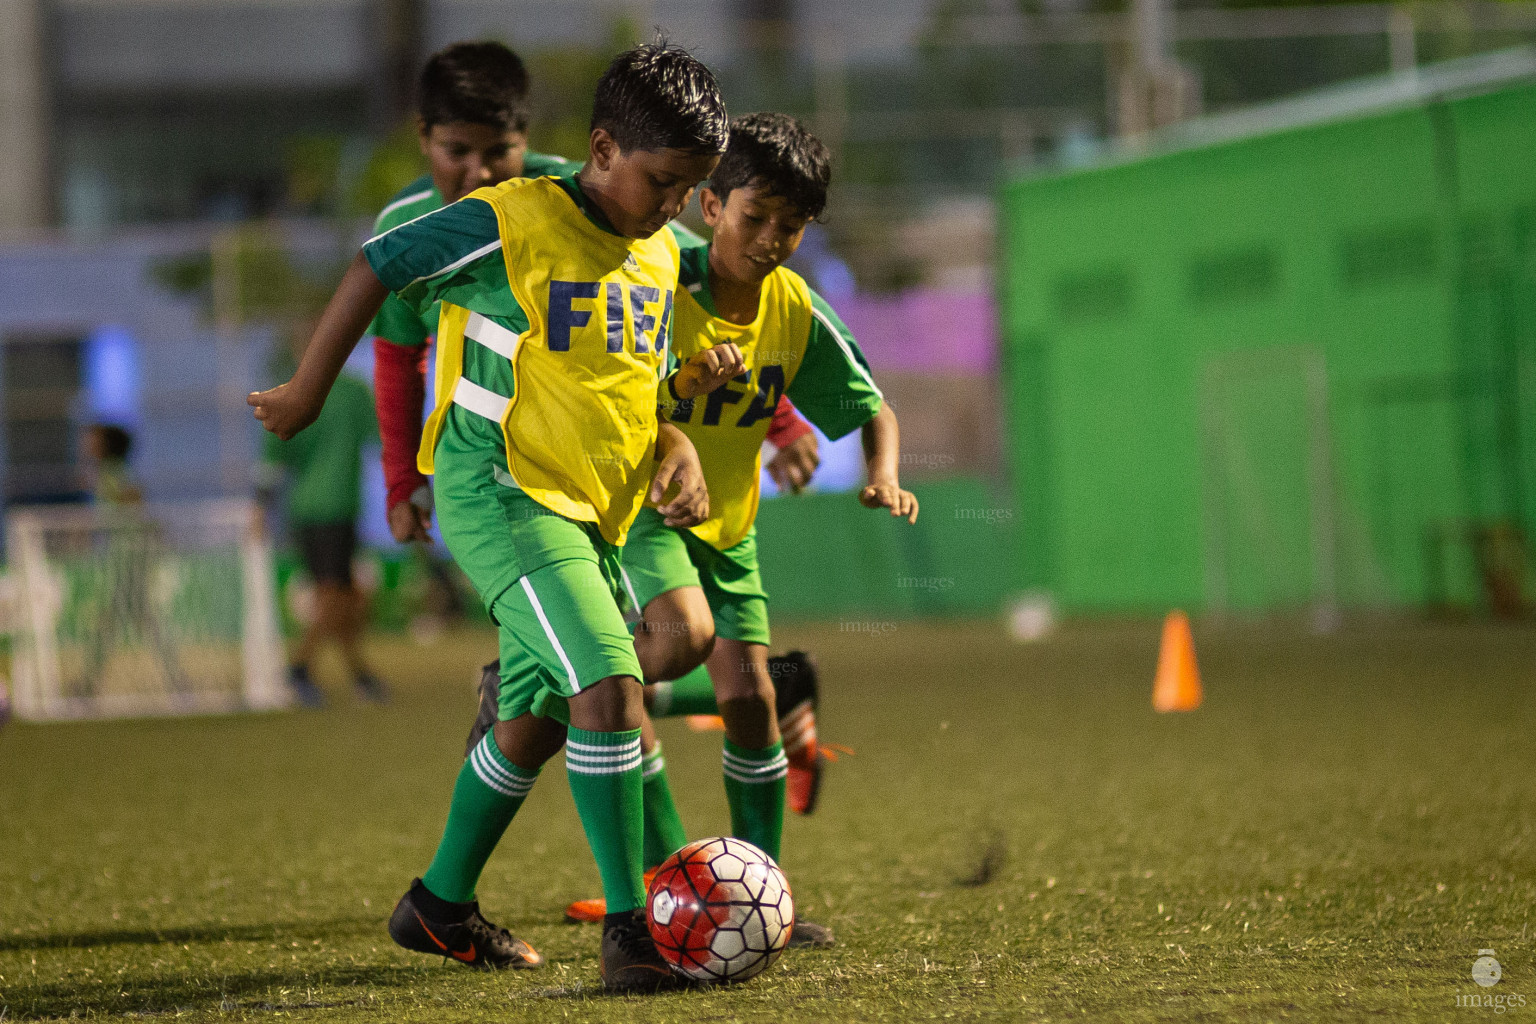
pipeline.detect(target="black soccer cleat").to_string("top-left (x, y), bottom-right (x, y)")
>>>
top-left (464, 660), bottom-right (500, 758)
top-left (388, 878), bottom-right (542, 970)
top-left (769, 650), bottom-right (819, 722)
top-left (600, 909), bottom-right (680, 993)
top-left (786, 916), bottom-right (836, 948)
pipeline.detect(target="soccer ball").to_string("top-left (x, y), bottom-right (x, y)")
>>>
top-left (646, 837), bottom-right (794, 983)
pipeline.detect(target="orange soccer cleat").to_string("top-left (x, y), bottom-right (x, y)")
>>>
top-left (564, 867), bottom-right (660, 924)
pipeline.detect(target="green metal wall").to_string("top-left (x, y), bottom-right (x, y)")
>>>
top-left (754, 478), bottom-right (1019, 620)
top-left (1001, 81), bottom-right (1536, 613)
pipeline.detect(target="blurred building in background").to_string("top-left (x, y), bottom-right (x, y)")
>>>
top-left (2, 0), bottom-right (1536, 616)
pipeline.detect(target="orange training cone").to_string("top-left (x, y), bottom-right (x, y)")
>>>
top-left (1152, 611), bottom-right (1203, 712)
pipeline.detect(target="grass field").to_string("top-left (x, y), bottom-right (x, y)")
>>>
top-left (2, 617), bottom-right (1533, 1022)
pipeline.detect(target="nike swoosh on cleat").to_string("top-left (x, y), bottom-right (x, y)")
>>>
top-left (415, 912), bottom-right (477, 962)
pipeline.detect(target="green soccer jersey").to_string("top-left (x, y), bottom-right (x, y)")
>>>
top-left (262, 372), bottom-right (379, 525)
top-left (365, 153), bottom-right (581, 350)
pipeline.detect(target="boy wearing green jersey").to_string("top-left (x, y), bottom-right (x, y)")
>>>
top-left (251, 41), bottom-right (746, 993)
top-left (372, 41), bottom-right (583, 543)
top-left (565, 113), bottom-right (918, 939)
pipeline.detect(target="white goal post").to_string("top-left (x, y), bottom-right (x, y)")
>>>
top-left (4, 499), bottom-right (288, 721)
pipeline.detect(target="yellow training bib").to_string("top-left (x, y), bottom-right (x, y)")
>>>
top-left (668, 265), bottom-right (815, 550)
top-left (419, 176), bottom-right (677, 545)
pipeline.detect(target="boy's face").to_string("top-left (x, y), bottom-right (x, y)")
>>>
top-left (419, 120), bottom-right (528, 204)
top-left (588, 129), bottom-right (719, 238)
top-left (699, 183), bottom-right (811, 287)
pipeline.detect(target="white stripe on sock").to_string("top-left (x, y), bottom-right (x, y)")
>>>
top-left (723, 762), bottom-right (788, 784)
top-left (566, 753), bottom-right (644, 775)
top-left (471, 745), bottom-right (535, 797)
top-left (566, 740), bottom-right (642, 760)
top-left (472, 737), bottom-right (534, 792)
top-left (722, 749), bottom-right (789, 783)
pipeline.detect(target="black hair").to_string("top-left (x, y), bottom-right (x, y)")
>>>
top-left (590, 39), bottom-right (728, 155)
top-left (419, 41), bottom-right (531, 133)
top-left (708, 112), bottom-right (831, 220)
top-left (94, 424), bottom-right (133, 460)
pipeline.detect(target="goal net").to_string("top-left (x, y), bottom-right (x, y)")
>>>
top-left (4, 499), bottom-right (288, 721)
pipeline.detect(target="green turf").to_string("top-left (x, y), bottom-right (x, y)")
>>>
top-left (2, 618), bottom-right (1533, 1021)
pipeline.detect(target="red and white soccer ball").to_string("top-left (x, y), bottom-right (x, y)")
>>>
top-left (645, 837), bottom-right (794, 983)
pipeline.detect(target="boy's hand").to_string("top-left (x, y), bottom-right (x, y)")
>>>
top-left (388, 500), bottom-right (433, 543)
top-left (248, 379), bottom-right (326, 441)
top-left (768, 432), bottom-right (820, 494)
top-left (651, 423), bottom-right (709, 527)
top-left (860, 480), bottom-right (919, 524)
top-left (672, 342), bottom-right (746, 399)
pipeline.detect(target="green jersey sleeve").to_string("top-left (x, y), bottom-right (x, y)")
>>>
top-left (522, 151), bottom-right (580, 178)
top-left (785, 289), bottom-right (883, 440)
top-left (362, 197), bottom-right (515, 317)
top-left (368, 293), bottom-right (432, 347)
top-left (667, 221), bottom-right (708, 251)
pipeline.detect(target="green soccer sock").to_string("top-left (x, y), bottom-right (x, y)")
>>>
top-left (722, 738), bottom-right (788, 862)
top-left (641, 743), bottom-right (688, 869)
top-left (566, 726), bottom-right (646, 913)
top-left (420, 734), bottom-right (538, 904)
top-left (649, 664), bottom-right (718, 717)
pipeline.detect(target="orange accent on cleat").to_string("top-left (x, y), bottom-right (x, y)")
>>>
top-left (686, 714), bottom-right (726, 732)
top-left (564, 868), bottom-right (662, 924)
top-left (564, 898), bottom-right (606, 924)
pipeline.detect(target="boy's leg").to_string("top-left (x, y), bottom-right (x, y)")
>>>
top-left (705, 638), bottom-right (785, 858)
top-left (491, 556), bottom-right (676, 991)
top-left (694, 534), bottom-right (832, 947)
top-left (644, 662), bottom-right (717, 716)
top-left (388, 628), bottom-right (565, 970)
top-left (419, 712), bottom-right (566, 902)
top-left (639, 715), bottom-right (687, 869)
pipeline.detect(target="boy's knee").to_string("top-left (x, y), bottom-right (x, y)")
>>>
top-left (680, 621), bottom-right (716, 669)
top-left (493, 714), bottom-right (567, 772)
top-left (639, 616), bottom-right (715, 679)
top-left (568, 674), bottom-right (645, 733)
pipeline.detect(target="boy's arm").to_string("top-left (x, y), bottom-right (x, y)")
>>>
top-left (373, 336), bottom-right (433, 542)
top-left (765, 396), bottom-right (819, 494)
top-left (785, 288), bottom-right (918, 522)
top-left (665, 342), bottom-right (747, 400)
top-left (859, 403), bottom-right (918, 523)
top-left (650, 420), bottom-right (710, 528)
top-left (252, 196), bottom-right (505, 441)
top-left (249, 251), bottom-right (387, 439)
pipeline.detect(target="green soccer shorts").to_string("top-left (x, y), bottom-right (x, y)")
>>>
top-left (489, 555), bottom-right (641, 724)
top-left (432, 428), bottom-right (642, 725)
top-left (619, 507), bottom-right (770, 646)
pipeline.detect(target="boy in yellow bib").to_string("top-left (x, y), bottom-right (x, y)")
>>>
top-left (565, 113), bottom-right (919, 935)
top-left (249, 42), bottom-right (743, 993)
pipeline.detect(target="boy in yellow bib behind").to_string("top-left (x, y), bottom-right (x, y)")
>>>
top-left (564, 112), bottom-right (919, 935)
top-left (249, 41), bottom-right (744, 993)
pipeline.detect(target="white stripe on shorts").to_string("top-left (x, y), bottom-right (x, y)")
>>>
top-left (518, 574), bottom-right (580, 691)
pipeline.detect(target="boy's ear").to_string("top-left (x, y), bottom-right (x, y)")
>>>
top-left (699, 186), bottom-right (723, 226)
top-left (416, 117), bottom-right (432, 154)
top-left (589, 128), bottom-right (618, 172)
